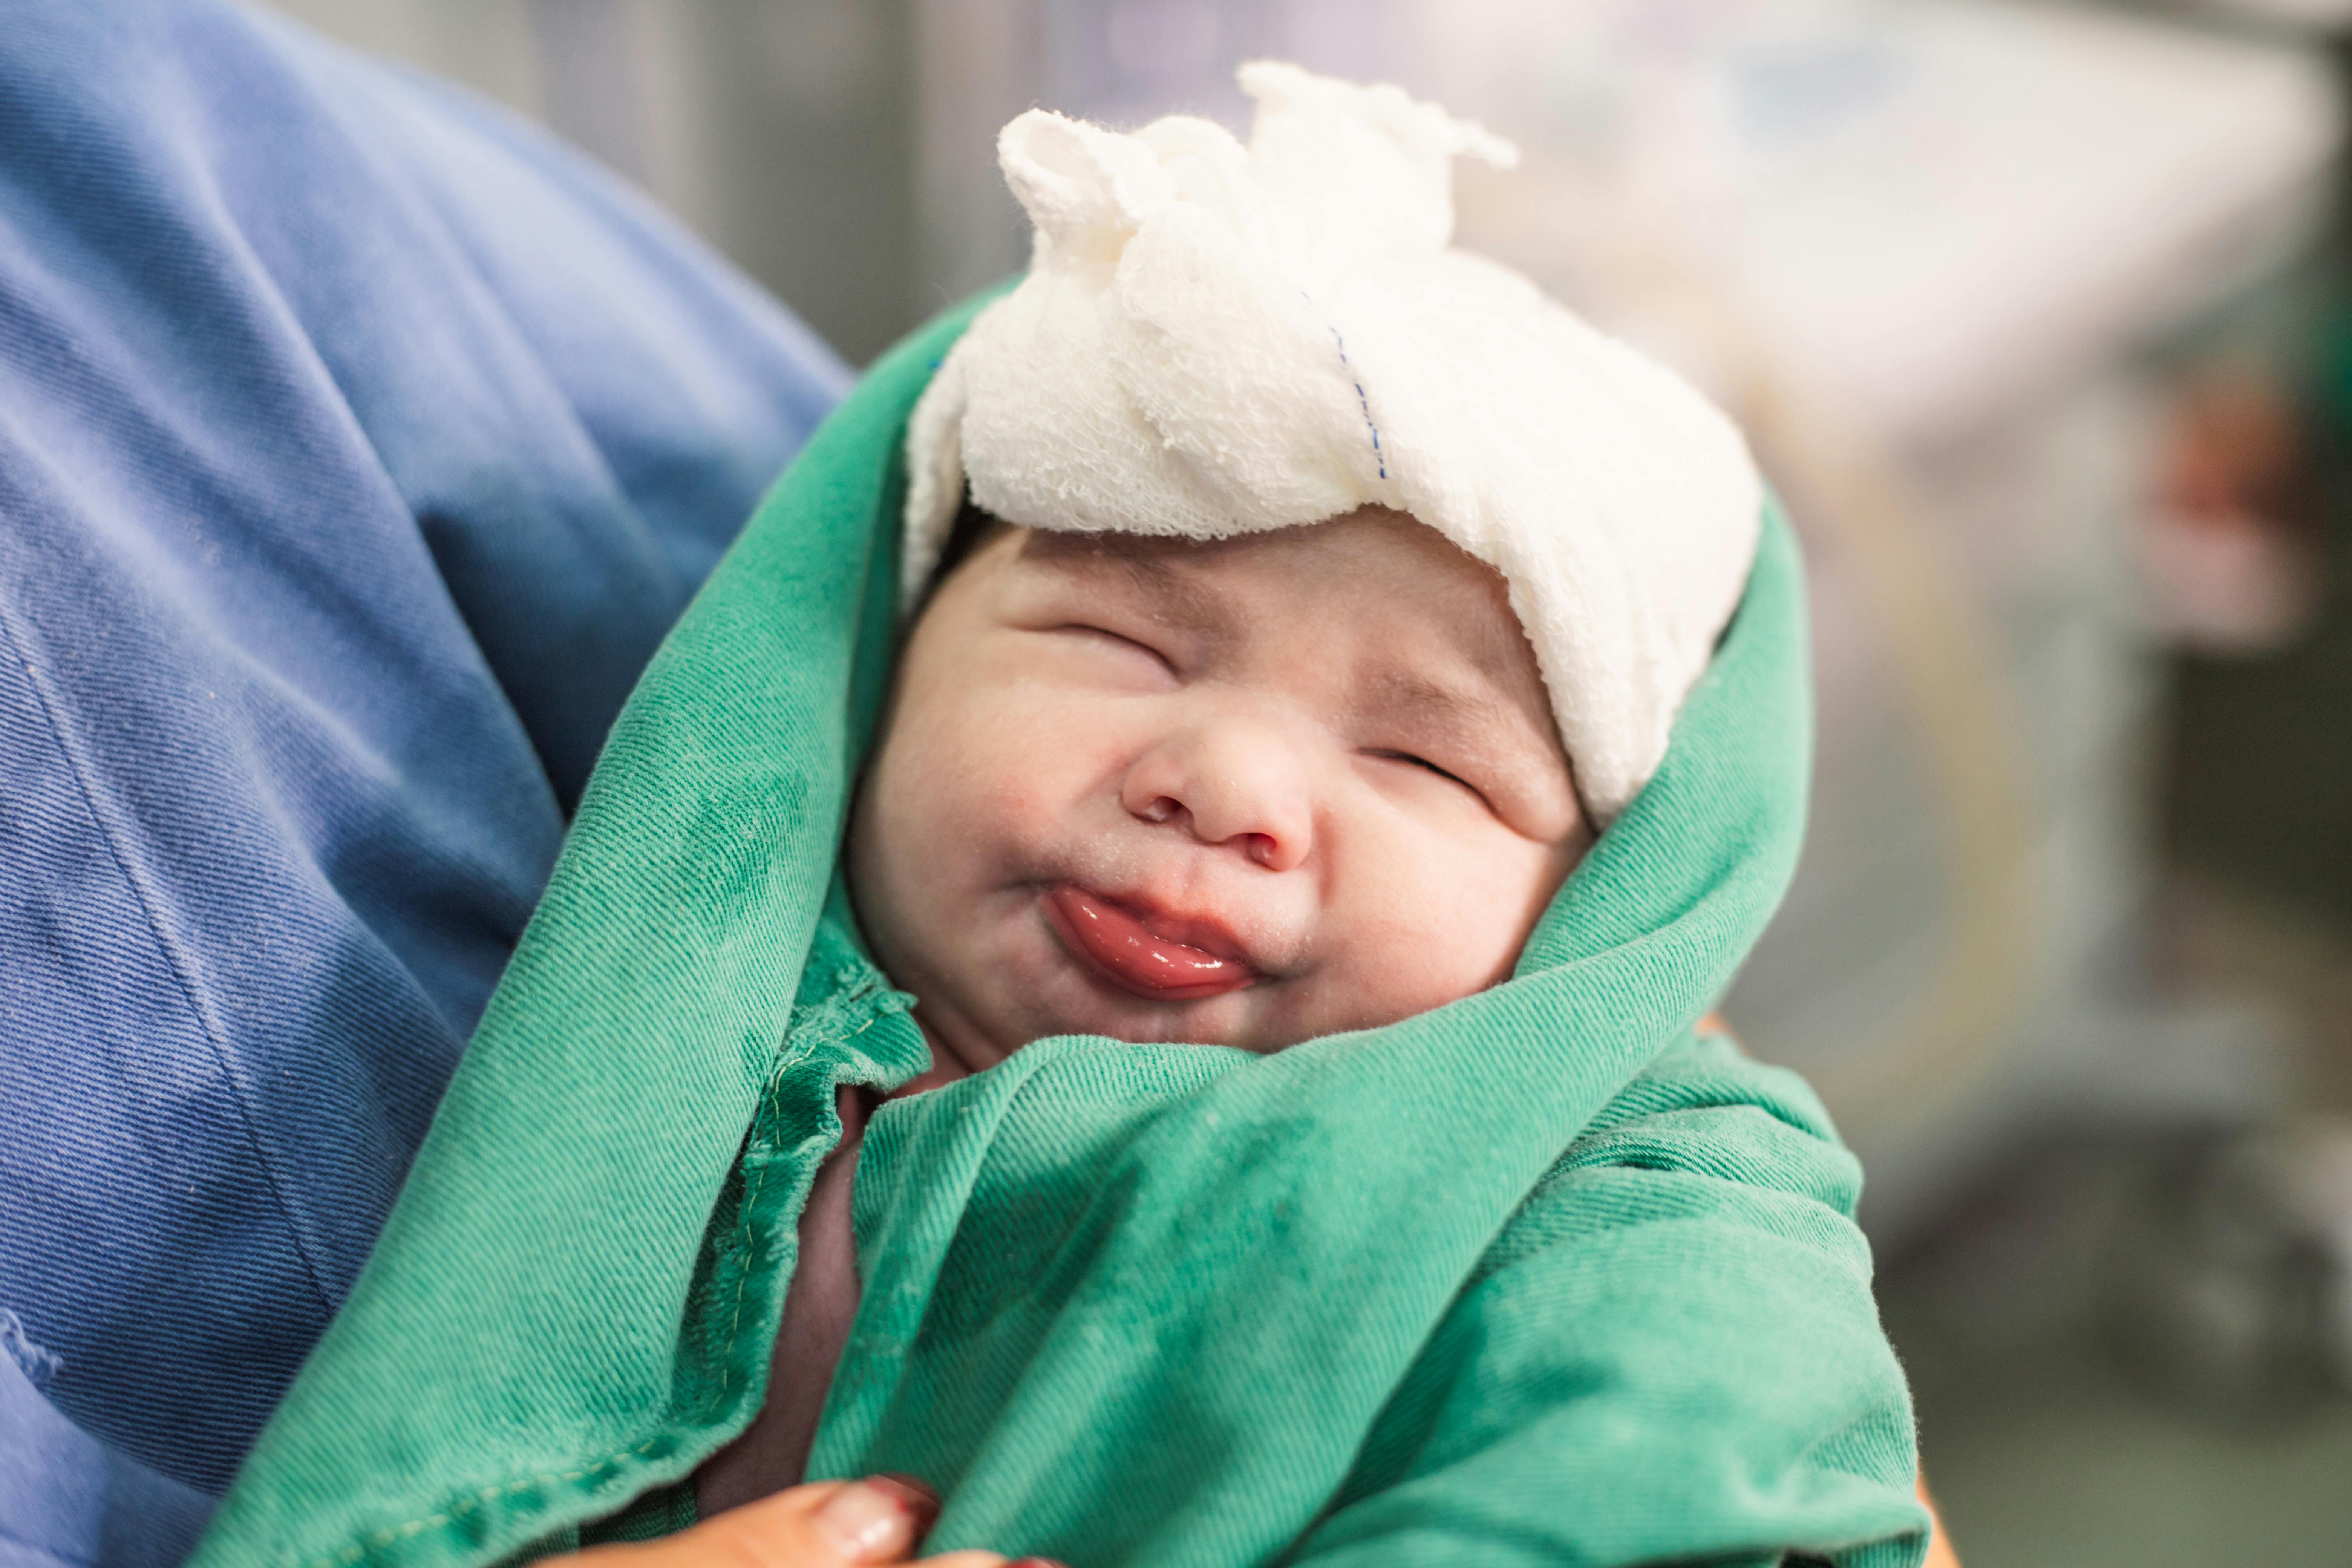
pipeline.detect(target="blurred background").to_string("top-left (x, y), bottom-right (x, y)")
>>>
top-left (253, 0), bottom-right (2352, 1560)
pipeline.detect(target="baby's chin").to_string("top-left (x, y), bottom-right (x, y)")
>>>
top-left (971, 949), bottom-right (1461, 1060)
top-left (982, 965), bottom-right (1298, 1057)
top-left (927, 950), bottom-right (1491, 1075)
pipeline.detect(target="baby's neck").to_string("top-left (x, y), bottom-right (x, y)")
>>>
top-left (895, 1011), bottom-right (971, 1097)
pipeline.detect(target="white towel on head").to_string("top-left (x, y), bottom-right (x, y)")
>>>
top-left (902, 61), bottom-right (1761, 822)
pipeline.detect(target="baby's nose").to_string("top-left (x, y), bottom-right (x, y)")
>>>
top-left (1121, 723), bottom-right (1312, 872)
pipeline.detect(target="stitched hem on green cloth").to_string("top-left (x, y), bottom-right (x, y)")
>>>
top-left (306, 951), bottom-right (908, 1568)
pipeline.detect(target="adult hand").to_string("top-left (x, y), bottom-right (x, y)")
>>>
top-left (556, 1475), bottom-right (1056, 1568)
top-left (1919, 1472), bottom-right (1963, 1568)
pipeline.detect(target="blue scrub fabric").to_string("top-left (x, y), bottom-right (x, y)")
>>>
top-left (2, 1315), bottom-right (212, 1568)
top-left (0, 0), bottom-right (851, 1557)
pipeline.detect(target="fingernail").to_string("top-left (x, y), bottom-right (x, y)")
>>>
top-left (873, 1473), bottom-right (941, 1536)
top-left (1009, 1560), bottom-right (1069, 1568)
top-left (813, 1475), bottom-right (939, 1560)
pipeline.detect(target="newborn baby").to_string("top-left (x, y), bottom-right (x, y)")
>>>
top-left (703, 499), bottom-right (1608, 1508)
top-left (701, 61), bottom-right (1761, 1515)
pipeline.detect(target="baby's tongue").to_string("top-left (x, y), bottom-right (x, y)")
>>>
top-left (1043, 885), bottom-right (1255, 1001)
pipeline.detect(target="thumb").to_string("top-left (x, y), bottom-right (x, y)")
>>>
top-left (572, 1475), bottom-right (946, 1568)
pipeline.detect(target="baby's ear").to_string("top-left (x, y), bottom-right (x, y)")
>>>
top-left (998, 110), bottom-right (1173, 265)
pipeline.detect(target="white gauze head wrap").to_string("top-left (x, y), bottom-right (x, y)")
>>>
top-left (902, 62), bottom-right (1762, 822)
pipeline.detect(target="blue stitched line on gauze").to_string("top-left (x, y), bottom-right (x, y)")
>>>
top-left (1297, 289), bottom-right (1389, 481)
top-left (1327, 322), bottom-right (1388, 479)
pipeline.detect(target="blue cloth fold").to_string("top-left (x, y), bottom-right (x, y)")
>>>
top-left (1, 1317), bottom-right (214, 1568)
top-left (0, 0), bottom-right (848, 1529)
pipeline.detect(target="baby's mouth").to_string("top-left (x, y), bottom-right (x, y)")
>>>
top-left (1040, 884), bottom-right (1260, 1002)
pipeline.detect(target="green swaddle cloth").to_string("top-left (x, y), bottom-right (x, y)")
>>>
top-left (189, 283), bottom-right (1927, 1568)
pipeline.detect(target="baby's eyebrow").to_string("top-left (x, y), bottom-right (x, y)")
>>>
top-left (1356, 667), bottom-right (1533, 748)
top-left (1022, 535), bottom-right (1235, 635)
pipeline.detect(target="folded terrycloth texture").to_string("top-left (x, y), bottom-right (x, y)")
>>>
top-left (904, 63), bottom-right (1761, 821)
top-left (193, 296), bottom-right (1925, 1568)
top-left (0, 0), bottom-right (847, 1518)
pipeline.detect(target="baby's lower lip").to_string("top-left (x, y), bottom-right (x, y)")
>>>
top-left (1040, 885), bottom-right (1259, 1001)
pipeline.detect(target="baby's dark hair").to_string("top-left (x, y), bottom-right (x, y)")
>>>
top-left (917, 490), bottom-right (1011, 611)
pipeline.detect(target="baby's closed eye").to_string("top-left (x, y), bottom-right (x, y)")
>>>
top-left (1054, 622), bottom-right (1177, 672)
top-left (1365, 749), bottom-right (1482, 794)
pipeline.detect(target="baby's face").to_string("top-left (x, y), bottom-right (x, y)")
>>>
top-left (848, 507), bottom-right (1589, 1080)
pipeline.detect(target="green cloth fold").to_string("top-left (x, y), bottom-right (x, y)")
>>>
top-left (193, 296), bottom-right (1926, 1568)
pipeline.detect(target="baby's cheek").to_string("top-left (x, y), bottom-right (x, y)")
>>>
top-left (947, 695), bottom-right (1098, 837)
top-left (1357, 838), bottom-right (1543, 1010)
